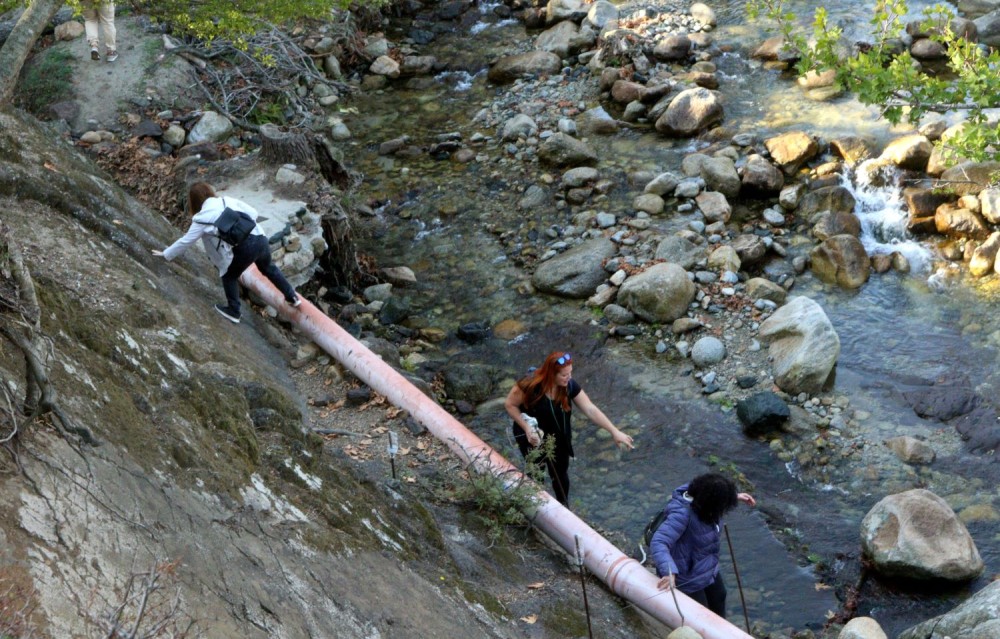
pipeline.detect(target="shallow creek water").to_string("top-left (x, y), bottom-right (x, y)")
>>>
top-left (341, 1), bottom-right (1000, 635)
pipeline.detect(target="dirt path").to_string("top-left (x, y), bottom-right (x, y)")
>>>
top-left (64, 11), bottom-right (184, 131)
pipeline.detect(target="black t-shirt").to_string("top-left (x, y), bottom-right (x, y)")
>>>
top-left (520, 379), bottom-right (581, 457)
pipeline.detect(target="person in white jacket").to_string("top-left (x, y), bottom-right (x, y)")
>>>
top-left (153, 182), bottom-right (300, 324)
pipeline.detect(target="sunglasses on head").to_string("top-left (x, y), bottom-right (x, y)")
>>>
top-left (556, 353), bottom-right (572, 366)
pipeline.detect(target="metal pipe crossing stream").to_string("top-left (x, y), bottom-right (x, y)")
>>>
top-left (244, 267), bottom-right (755, 639)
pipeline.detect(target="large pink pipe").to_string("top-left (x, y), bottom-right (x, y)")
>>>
top-left (243, 268), bottom-right (755, 639)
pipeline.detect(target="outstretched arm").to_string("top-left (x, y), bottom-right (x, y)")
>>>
top-left (573, 389), bottom-right (634, 450)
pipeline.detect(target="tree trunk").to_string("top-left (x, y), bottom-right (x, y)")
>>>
top-left (259, 123), bottom-right (315, 166)
top-left (0, 0), bottom-right (62, 104)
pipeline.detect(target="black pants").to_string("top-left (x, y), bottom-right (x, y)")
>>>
top-left (221, 234), bottom-right (295, 313)
top-left (513, 425), bottom-right (570, 506)
top-left (686, 572), bottom-right (727, 618)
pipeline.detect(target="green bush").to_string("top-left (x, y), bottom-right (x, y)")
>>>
top-left (16, 48), bottom-right (76, 116)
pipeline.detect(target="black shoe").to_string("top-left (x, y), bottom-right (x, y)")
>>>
top-left (214, 304), bottom-right (240, 323)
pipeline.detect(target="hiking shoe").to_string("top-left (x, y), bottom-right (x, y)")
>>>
top-left (214, 304), bottom-right (240, 324)
top-left (90, 48), bottom-right (100, 61)
top-left (106, 50), bottom-right (118, 62)
top-left (288, 295), bottom-right (302, 308)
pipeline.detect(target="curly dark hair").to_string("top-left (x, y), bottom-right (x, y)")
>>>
top-left (687, 473), bottom-right (738, 525)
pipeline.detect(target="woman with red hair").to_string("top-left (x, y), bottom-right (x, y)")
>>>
top-left (504, 351), bottom-right (634, 506)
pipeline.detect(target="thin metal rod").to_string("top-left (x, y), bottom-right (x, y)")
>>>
top-left (667, 569), bottom-right (685, 628)
top-left (724, 523), bottom-right (751, 633)
top-left (575, 535), bottom-right (594, 639)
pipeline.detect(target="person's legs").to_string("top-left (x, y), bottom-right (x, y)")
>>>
top-left (702, 573), bottom-right (727, 618)
top-left (547, 446), bottom-right (571, 506)
top-left (82, 6), bottom-right (100, 52)
top-left (220, 242), bottom-right (257, 314)
top-left (251, 236), bottom-right (297, 302)
top-left (98, 2), bottom-right (116, 54)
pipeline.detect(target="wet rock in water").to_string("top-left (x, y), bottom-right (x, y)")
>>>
top-left (830, 135), bottom-right (874, 165)
top-left (861, 489), bottom-right (984, 581)
top-left (811, 234), bottom-right (871, 289)
top-left (812, 210), bottom-right (862, 240)
top-left (538, 132), bottom-right (598, 167)
top-left (898, 579), bottom-right (1000, 639)
top-left (885, 436), bottom-right (936, 465)
top-left (531, 237), bottom-right (616, 298)
top-left (765, 131), bottom-right (819, 174)
top-left (741, 154), bottom-right (784, 196)
top-left (879, 134), bottom-right (933, 171)
top-left (442, 363), bottom-right (497, 404)
top-left (839, 616), bottom-right (887, 639)
top-left (935, 202), bottom-right (990, 239)
top-left (736, 391), bottom-right (790, 436)
top-left (487, 51), bottom-right (561, 84)
top-left (379, 296), bottom-right (411, 325)
top-left (758, 296), bottom-right (840, 395)
top-left (654, 88), bottom-right (724, 138)
top-left (457, 320), bottom-right (492, 344)
top-left (902, 381), bottom-right (977, 421)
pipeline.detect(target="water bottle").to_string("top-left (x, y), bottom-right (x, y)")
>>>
top-left (521, 413), bottom-right (542, 443)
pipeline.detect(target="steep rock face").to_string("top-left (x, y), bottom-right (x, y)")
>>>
top-left (0, 108), bottom-right (650, 639)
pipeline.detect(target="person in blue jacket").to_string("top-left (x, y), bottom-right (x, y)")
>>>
top-left (650, 472), bottom-right (756, 617)
top-left (153, 182), bottom-right (300, 324)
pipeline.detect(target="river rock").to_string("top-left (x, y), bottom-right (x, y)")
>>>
top-left (975, 8), bottom-right (1000, 47)
top-left (682, 153), bottom-right (709, 177)
top-left (758, 296), bottom-right (840, 395)
top-left (765, 131), bottom-right (820, 174)
top-left (879, 134), bottom-right (933, 171)
top-left (587, 0), bottom-right (618, 28)
top-left (707, 245), bottom-right (740, 273)
top-left (488, 51), bottom-right (561, 84)
top-left (779, 183), bottom-right (806, 210)
top-left (736, 391), bottom-right (790, 436)
top-left (830, 135), bottom-right (873, 165)
top-left (562, 166), bottom-right (599, 188)
top-left (839, 617), bottom-right (887, 639)
top-left (752, 36), bottom-right (798, 62)
top-left (910, 37), bottom-right (947, 59)
top-left (797, 68), bottom-right (836, 89)
top-left (740, 154), bottom-right (784, 196)
top-left (935, 202), bottom-right (990, 239)
top-left (746, 277), bottom-right (787, 304)
top-left (634, 193), bottom-right (665, 215)
top-left (811, 234), bottom-right (870, 289)
top-left (603, 303), bottom-right (635, 324)
top-left (617, 262), bottom-right (696, 323)
top-left (903, 186), bottom-right (951, 218)
top-left (940, 161), bottom-right (1000, 195)
top-left (519, 185), bottom-right (548, 210)
top-left (695, 191), bottom-right (730, 223)
top-left (731, 234), bottom-right (768, 267)
top-left (885, 436), bottom-right (936, 465)
top-left (700, 156), bottom-right (740, 197)
top-left (655, 235), bottom-right (704, 270)
top-left (797, 185), bottom-right (857, 221)
top-left (532, 237), bottom-right (616, 298)
top-left (370, 55), bottom-right (400, 77)
top-left (538, 132), bottom-right (598, 167)
top-left (861, 489), bottom-right (984, 581)
top-left (690, 2), bottom-right (716, 26)
top-left (537, 20), bottom-right (595, 58)
top-left (443, 363), bottom-right (496, 404)
top-left (652, 34), bottom-right (692, 61)
top-left (502, 114), bottom-right (538, 141)
top-left (644, 171), bottom-right (682, 195)
top-left (611, 80), bottom-right (644, 104)
top-left (576, 106), bottom-right (618, 135)
top-left (655, 88), bottom-right (724, 137)
top-left (898, 579), bottom-right (1000, 639)
top-left (970, 231), bottom-right (1000, 276)
top-left (400, 55), bottom-right (436, 75)
top-left (691, 336), bottom-right (725, 367)
top-left (546, 0), bottom-right (587, 23)
top-left (812, 210), bottom-right (862, 240)
top-left (188, 111), bottom-right (233, 144)
top-left (978, 186), bottom-right (1000, 223)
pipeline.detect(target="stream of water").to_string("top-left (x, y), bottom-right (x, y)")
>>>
top-left (340, 1), bottom-right (1000, 635)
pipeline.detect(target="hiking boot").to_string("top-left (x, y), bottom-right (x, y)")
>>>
top-left (90, 47), bottom-right (100, 61)
top-left (214, 304), bottom-right (240, 324)
top-left (287, 295), bottom-right (302, 308)
top-left (106, 50), bottom-right (118, 62)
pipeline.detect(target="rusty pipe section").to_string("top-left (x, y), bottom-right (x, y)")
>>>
top-left (243, 268), bottom-right (755, 639)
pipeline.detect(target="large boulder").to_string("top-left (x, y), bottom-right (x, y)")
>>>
top-left (758, 296), bottom-right (840, 395)
top-left (797, 185), bottom-right (856, 221)
top-left (810, 234), bottom-right (871, 289)
top-left (617, 263), bottom-right (696, 323)
top-left (741, 154), bottom-right (784, 196)
top-left (488, 51), bottom-right (561, 84)
top-left (861, 489), bottom-right (984, 581)
top-left (531, 238), bottom-right (617, 298)
top-left (700, 156), bottom-right (741, 197)
top-left (654, 88), bottom-right (724, 137)
top-left (736, 392), bottom-right (790, 436)
top-left (879, 134), bottom-right (933, 171)
top-left (939, 161), bottom-right (1000, 196)
top-left (188, 111), bottom-right (234, 145)
top-left (898, 580), bottom-right (1000, 639)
